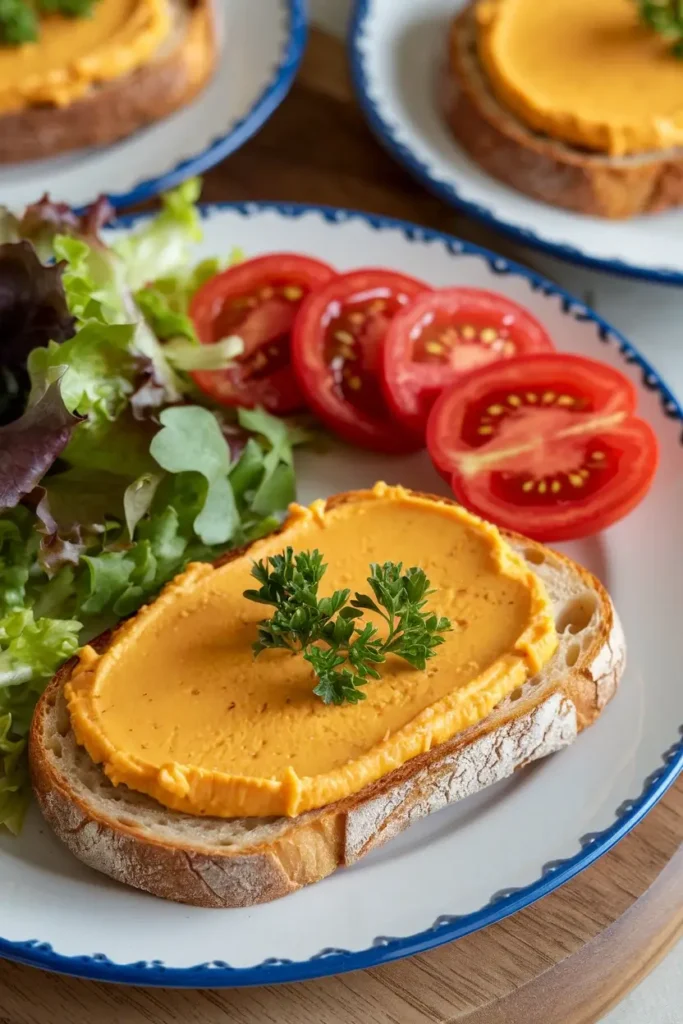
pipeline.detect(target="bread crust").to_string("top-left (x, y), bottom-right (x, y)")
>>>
top-left (0, 0), bottom-right (216, 165)
top-left (29, 489), bottom-right (626, 908)
top-left (446, 7), bottom-right (683, 219)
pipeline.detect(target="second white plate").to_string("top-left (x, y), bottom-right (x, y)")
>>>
top-left (350, 0), bottom-right (683, 284)
top-left (0, 0), bottom-right (306, 212)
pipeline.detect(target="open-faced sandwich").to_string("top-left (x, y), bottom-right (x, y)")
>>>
top-left (0, 183), bottom-right (657, 906)
top-left (0, 0), bottom-right (216, 163)
top-left (447, 0), bottom-right (683, 218)
top-left (31, 483), bottom-right (625, 907)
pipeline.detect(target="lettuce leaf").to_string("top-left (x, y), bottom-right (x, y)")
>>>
top-left (0, 609), bottom-right (81, 689)
top-left (0, 610), bottom-right (81, 833)
top-left (0, 240), bottom-right (76, 425)
top-left (0, 241), bottom-right (75, 371)
top-left (150, 406), bottom-right (238, 546)
top-left (0, 713), bottom-right (30, 836)
top-left (28, 324), bottom-right (136, 424)
top-left (59, 407), bottom-right (158, 478)
top-left (113, 178), bottom-right (203, 292)
top-left (0, 375), bottom-right (83, 511)
top-left (134, 285), bottom-right (195, 342)
top-left (53, 228), bottom-right (187, 409)
top-left (0, 507), bottom-right (38, 613)
top-left (17, 193), bottom-right (113, 262)
top-left (134, 250), bottom-right (244, 342)
top-left (123, 472), bottom-right (161, 540)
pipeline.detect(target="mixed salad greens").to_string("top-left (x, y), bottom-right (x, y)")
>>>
top-left (0, 179), bottom-right (304, 834)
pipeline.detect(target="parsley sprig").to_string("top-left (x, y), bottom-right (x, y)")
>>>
top-left (244, 548), bottom-right (452, 705)
top-left (636, 0), bottom-right (683, 56)
top-left (0, 0), bottom-right (100, 46)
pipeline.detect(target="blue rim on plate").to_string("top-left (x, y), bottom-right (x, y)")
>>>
top-left (348, 0), bottom-right (683, 287)
top-left (74, 0), bottom-right (309, 214)
top-left (2, 201), bottom-right (681, 987)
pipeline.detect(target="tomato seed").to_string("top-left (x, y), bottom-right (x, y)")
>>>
top-left (334, 330), bottom-right (355, 345)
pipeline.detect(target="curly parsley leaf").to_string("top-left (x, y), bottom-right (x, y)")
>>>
top-left (0, 0), bottom-right (37, 44)
top-left (245, 548), bottom-right (452, 705)
top-left (636, 0), bottom-right (683, 55)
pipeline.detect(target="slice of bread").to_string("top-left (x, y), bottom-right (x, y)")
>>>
top-left (0, 0), bottom-right (216, 164)
top-left (29, 504), bottom-right (625, 909)
top-left (447, 5), bottom-right (683, 219)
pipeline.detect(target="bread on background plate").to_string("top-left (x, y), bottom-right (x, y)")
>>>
top-left (0, 0), bottom-right (217, 164)
top-left (447, 3), bottom-right (683, 219)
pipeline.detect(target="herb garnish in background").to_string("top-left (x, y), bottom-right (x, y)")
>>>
top-left (0, 0), bottom-right (101, 46)
top-left (245, 548), bottom-right (452, 705)
top-left (636, 0), bottom-right (683, 56)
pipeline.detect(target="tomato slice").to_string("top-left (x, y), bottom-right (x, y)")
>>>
top-left (426, 353), bottom-right (658, 541)
top-left (190, 254), bottom-right (336, 414)
top-left (291, 268), bottom-right (429, 452)
top-left (381, 288), bottom-right (555, 436)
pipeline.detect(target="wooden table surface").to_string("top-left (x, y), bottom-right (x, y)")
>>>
top-left (2, 29), bottom-right (682, 1024)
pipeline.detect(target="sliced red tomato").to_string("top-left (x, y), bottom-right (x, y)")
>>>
top-left (190, 253), bottom-right (336, 414)
top-left (291, 268), bottom-right (430, 452)
top-left (381, 288), bottom-right (555, 437)
top-left (426, 353), bottom-right (658, 541)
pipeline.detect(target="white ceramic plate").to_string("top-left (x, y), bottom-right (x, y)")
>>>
top-left (349, 0), bottom-right (683, 285)
top-left (1, 203), bottom-right (681, 986)
top-left (0, 0), bottom-right (306, 212)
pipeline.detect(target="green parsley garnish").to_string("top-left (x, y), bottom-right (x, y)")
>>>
top-left (37, 0), bottom-right (100, 17)
top-left (637, 0), bottom-right (683, 56)
top-left (0, 0), bottom-right (100, 47)
top-left (244, 548), bottom-right (452, 706)
top-left (0, 0), bottom-right (37, 44)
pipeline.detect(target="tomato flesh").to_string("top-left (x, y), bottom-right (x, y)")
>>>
top-left (292, 269), bottom-right (429, 452)
top-left (190, 254), bottom-right (336, 414)
top-left (427, 353), bottom-right (658, 541)
top-left (382, 288), bottom-right (554, 436)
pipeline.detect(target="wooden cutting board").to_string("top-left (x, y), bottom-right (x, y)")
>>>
top-left (2, 29), bottom-right (682, 1024)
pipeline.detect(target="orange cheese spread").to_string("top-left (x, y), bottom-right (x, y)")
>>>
top-left (477, 0), bottom-right (683, 156)
top-left (0, 0), bottom-right (169, 114)
top-left (65, 484), bottom-right (557, 819)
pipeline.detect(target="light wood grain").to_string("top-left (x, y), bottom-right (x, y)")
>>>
top-left (1, 27), bottom-right (681, 1024)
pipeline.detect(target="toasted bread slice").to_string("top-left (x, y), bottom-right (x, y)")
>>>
top-left (447, 5), bottom-right (683, 219)
top-left (29, 499), bottom-right (625, 909)
top-left (0, 0), bottom-right (216, 165)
